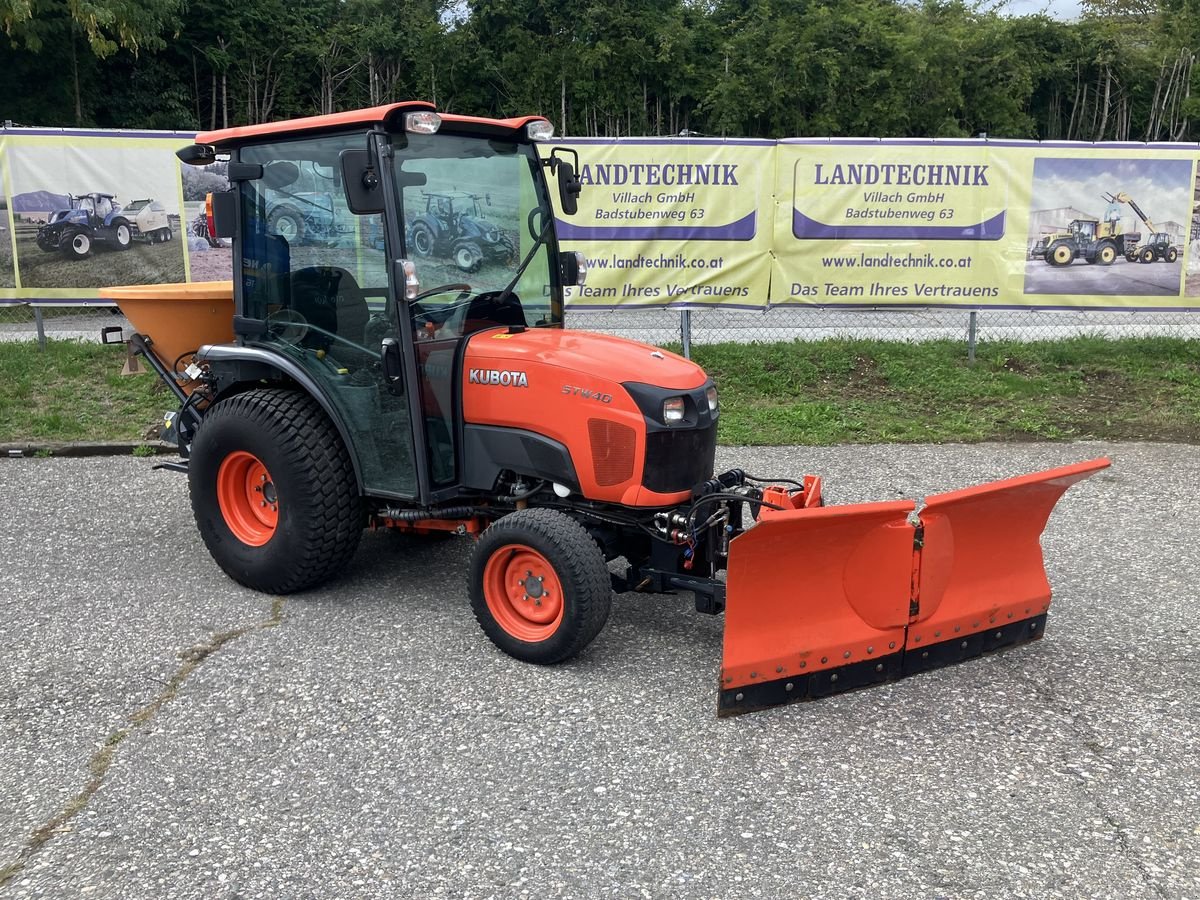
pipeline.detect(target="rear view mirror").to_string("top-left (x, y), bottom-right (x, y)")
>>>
top-left (340, 149), bottom-right (384, 215)
top-left (556, 160), bottom-right (581, 215)
top-left (547, 147), bottom-right (582, 216)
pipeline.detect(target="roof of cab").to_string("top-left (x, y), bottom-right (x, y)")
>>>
top-left (195, 102), bottom-right (550, 148)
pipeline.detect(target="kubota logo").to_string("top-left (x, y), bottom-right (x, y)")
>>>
top-left (469, 368), bottom-right (529, 387)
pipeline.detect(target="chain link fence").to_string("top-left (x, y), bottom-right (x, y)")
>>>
top-left (0, 303), bottom-right (127, 348)
top-left (3, 301), bottom-right (1199, 353)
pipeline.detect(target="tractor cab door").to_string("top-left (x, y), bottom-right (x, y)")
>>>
top-left (387, 128), bottom-right (563, 501)
top-left (238, 133), bottom-right (419, 500)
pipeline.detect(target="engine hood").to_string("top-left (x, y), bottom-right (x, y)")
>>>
top-left (465, 326), bottom-right (706, 390)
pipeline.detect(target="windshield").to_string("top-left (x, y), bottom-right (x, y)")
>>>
top-left (394, 133), bottom-right (561, 334)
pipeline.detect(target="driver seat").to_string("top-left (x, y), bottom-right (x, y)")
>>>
top-left (290, 267), bottom-right (372, 365)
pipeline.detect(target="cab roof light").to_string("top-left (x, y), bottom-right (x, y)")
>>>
top-left (405, 112), bottom-right (442, 135)
top-left (526, 120), bottom-right (555, 141)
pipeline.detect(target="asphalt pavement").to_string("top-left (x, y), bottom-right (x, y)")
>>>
top-left (0, 443), bottom-right (1197, 899)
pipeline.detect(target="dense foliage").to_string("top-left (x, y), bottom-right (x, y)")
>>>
top-left (1, 0), bottom-right (1198, 140)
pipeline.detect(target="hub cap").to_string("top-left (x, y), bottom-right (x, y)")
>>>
top-left (482, 544), bottom-right (565, 642)
top-left (216, 451), bottom-right (278, 546)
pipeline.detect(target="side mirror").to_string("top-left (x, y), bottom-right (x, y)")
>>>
top-left (548, 147), bottom-right (582, 216)
top-left (208, 191), bottom-right (238, 239)
top-left (340, 149), bottom-right (384, 215)
top-left (556, 160), bottom-right (581, 216)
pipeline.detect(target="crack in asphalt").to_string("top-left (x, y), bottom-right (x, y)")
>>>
top-left (0, 597), bottom-right (287, 888)
top-left (1016, 666), bottom-right (1170, 900)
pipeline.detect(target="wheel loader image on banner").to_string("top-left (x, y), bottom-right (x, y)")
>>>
top-left (100, 103), bottom-right (1109, 716)
top-left (1103, 191), bottom-right (1180, 264)
top-left (36, 192), bottom-right (173, 259)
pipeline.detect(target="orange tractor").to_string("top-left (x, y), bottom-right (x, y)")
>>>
top-left (103, 102), bottom-right (1108, 715)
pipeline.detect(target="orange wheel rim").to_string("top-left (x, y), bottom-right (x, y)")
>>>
top-left (216, 451), bottom-right (278, 546)
top-left (482, 544), bottom-right (565, 642)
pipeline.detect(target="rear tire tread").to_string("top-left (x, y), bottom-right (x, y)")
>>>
top-left (191, 389), bottom-right (363, 593)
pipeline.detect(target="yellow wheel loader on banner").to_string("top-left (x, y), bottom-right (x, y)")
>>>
top-left (101, 102), bottom-right (1109, 716)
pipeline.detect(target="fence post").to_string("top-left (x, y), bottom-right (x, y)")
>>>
top-left (680, 308), bottom-right (692, 359)
top-left (33, 305), bottom-right (46, 351)
top-left (967, 310), bottom-right (978, 365)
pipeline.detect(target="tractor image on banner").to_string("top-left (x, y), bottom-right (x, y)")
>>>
top-left (98, 104), bottom-right (1109, 715)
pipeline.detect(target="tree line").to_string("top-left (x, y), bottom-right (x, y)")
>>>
top-left (0, 0), bottom-right (1197, 142)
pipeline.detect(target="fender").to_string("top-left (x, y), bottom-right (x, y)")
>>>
top-left (197, 343), bottom-right (366, 492)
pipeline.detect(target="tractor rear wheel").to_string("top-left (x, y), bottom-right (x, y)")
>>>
top-left (114, 221), bottom-right (132, 250)
top-left (409, 222), bottom-right (435, 257)
top-left (189, 389), bottom-right (363, 593)
top-left (1097, 243), bottom-right (1117, 265)
top-left (469, 509), bottom-right (611, 664)
top-left (1167, 247), bottom-right (1179, 263)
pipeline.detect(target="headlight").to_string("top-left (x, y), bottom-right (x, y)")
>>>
top-left (706, 386), bottom-right (718, 413)
top-left (662, 396), bottom-right (685, 423)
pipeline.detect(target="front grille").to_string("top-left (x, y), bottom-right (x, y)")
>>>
top-left (588, 418), bottom-right (636, 486)
top-left (643, 423), bottom-right (717, 494)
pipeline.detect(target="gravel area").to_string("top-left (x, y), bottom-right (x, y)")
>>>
top-left (0, 444), bottom-right (1196, 899)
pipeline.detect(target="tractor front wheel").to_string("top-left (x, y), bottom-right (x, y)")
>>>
top-left (189, 389), bottom-right (363, 593)
top-left (63, 230), bottom-right (91, 260)
top-left (454, 242), bottom-right (484, 273)
top-left (1097, 243), bottom-right (1117, 265)
top-left (268, 207), bottom-right (305, 244)
top-left (1140, 246), bottom-right (1156, 264)
top-left (469, 509), bottom-right (611, 664)
top-left (1047, 242), bottom-right (1074, 267)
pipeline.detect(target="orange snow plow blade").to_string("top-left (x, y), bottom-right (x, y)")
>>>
top-left (718, 458), bottom-right (1110, 716)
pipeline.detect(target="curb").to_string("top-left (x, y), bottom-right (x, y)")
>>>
top-left (1, 441), bottom-right (177, 459)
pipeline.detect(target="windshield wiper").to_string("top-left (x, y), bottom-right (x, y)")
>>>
top-left (492, 216), bottom-right (552, 311)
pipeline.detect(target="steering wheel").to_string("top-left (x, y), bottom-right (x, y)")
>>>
top-left (411, 283), bottom-right (478, 338)
top-left (413, 283), bottom-right (471, 303)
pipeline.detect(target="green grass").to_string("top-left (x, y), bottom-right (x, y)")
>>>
top-left (0, 341), bottom-right (164, 443)
top-left (1, 335), bottom-right (1198, 446)
top-left (696, 336), bottom-right (1200, 444)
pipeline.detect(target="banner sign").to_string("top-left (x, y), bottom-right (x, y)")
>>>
top-left (557, 137), bottom-right (1200, 312)
top-left (4, 127), bottom-right (1199, 311)
top-left (0, 128), bottom-right (222, 305)
top-left (556, 138), bottom-right (777, 309)
top-left (771, 139), bottom-right (1200, 311)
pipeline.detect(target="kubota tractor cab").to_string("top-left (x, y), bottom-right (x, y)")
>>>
top-left (105, 102), bottom-right (1108, 716)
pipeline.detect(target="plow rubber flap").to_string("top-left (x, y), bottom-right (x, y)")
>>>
top-left (903, 457), bottom-right (1111, 674)
top-left (719, 500), bottom-right (917, 716)
top-left (718, 457), bottom-right (1110, 716)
